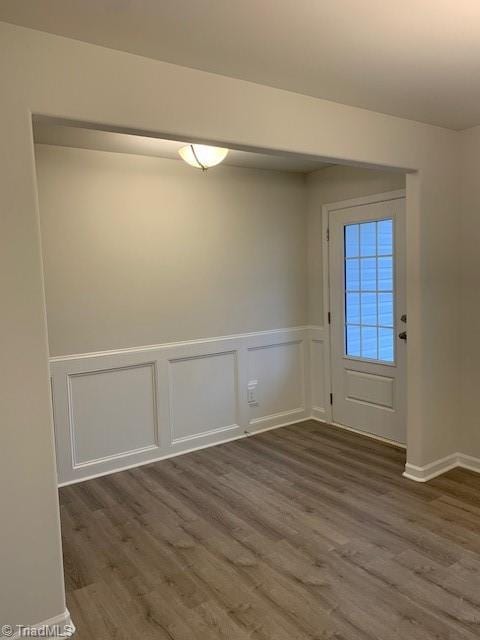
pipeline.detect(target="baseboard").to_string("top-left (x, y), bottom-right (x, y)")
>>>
top-left (11, 608), bottom-right (74, 639)
top-left (311, 406), bottom-right (330, 422)
top-left (403, 452), bottom-right (480, 482)
top-left (457, 452), bottom-right (480, 475)
top-left (245, 414), bottom-right (312, 436)
top-left (309, 415), bottom-right (406, 449)
top-left (248, 407), bottom-right (308, 432)
top-left (403, 454), bottom-right (458, 482)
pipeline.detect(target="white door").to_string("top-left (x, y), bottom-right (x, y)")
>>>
top-left (328, 194), bottom-right (406, 443)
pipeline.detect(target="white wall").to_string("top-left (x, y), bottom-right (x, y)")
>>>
top-left (306, 165), bottom-right (405, 324)
top-left (35, 145), bottom-right (308, 356)
top-left (0, 20), bottom-right (460, 631)
top-left (36, 146), bottom-right (407, 357)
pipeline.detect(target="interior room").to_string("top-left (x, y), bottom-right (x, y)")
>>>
top-left (2, 3), bottom-right (480, 640)
top-left (34, 121), bottom-right (407, 487)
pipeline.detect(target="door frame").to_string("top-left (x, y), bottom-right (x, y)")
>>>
top-left (320, 189), bottom-right (407, 446)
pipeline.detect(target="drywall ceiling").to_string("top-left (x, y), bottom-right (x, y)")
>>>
top-left (33, 122), bottom-right (332, 173)
top-left (2, 1), bottom-right (480, 130)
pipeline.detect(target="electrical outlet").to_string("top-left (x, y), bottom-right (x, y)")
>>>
top-left (247, 380), bottom-right (258, 406)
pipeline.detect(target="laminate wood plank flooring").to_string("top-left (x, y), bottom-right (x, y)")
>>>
top-left (59, 420), bottom-right (480, 639)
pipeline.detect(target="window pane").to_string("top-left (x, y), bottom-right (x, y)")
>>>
top-left (343, 217), bottom-right (395, 364)
top-left (345, 259), bottom-right (360, 290)
top-left (346, 292), bottom-right (360, 324)
top-left (360, 257), bottom-right (376, 291)
top-left (360, 222), bottom-right (376, 256)
top-left (345, 224), bottom-right (359, 258)
top-left (346, 325), bottom-right (361, 357)
top-left (377, 219), bottom-right (393, 256)
top-left (361, 292), bottom-right (377, 325)
top-left (378, 256), bottom-right (393, 291)
top-left (379, 327), bottom-right (394, 362)
top-left (361, 326), bottom-right (378, 360)
top-left (378, 293), bottom-right (393, 327)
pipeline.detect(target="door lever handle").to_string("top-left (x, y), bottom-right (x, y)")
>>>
top-left (398, 331), bottom-right (407, 341)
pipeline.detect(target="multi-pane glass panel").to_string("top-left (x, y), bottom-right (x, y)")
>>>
top-left (344, 219), bottom-right (394, 362)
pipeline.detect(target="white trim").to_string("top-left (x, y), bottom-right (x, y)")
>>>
top-left (458, 452), bottom-right (480, 474)
top-left (322, 189), bottom-right (406, 214)
top-left (321, 205), bottom-right (333, 424)
top-left (49, 325), bottom-right (311, 363)
top-left (66, 361), bottom-right (160, 469)
top-left (311, 406), bottom-right (328, 418)
top-left (403, 454), bottom-right (458, 482)
top-left (309, 325), bottom-right (330, 421)
top-left (245, 416), bottom-right (311, 437)
top-left (310, 415), bottom-right (406, 449)
top-left (249, 407), bottom-right (307, 431)
top-left (11, 609), bottom-right (74, 639)
top-left (171, 422), bottom-right (240, 445)
top-left (403, 452), bottom-right (480, 482)
top-left (166, 348), bottom-right (240, 447)
top-left (71, 443), bottom-right (160, 469)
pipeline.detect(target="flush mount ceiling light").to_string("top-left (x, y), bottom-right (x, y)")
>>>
top-left (179, 144), bottom-right (229, 171)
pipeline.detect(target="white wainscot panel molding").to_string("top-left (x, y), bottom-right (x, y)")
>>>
top-left (51, 350), bottom-right (163, 485)
top-left (69, 363), bottom-right (158, 465)
top-left (50, 326), bottom-right (312, 485)
top-left (309, 325), bottom-right (331, 422)
top-left (52, 324), bottom-right (480, 487)
top-left (247, 337), bottom-right (308, 431)
top-left (168, 351), bottom-right (239, 445)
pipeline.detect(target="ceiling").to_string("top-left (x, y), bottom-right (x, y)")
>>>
top-left (2, 1), bottom-right (480, 130)
top-left (33, 122), bottom-right (332, 173)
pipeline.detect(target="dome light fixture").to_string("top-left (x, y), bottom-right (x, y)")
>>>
top-left (179, 143), bottom-right (229, 171)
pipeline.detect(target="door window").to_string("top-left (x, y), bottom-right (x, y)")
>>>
top-left (344, 219), bottom-right (394, 362)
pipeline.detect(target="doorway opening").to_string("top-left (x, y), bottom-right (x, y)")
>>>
top-left (32, 117), bottom-right (408, 490)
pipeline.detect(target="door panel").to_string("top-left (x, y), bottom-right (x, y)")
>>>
top-left (329, 196), bottom-right (406, 443)
top-left (345, 369), bottom-right (394, 408)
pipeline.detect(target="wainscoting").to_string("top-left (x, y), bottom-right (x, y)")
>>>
top-left (51, 326), bottom-right (330, 484)
top-left (309, 325), bottom-right (331, 423)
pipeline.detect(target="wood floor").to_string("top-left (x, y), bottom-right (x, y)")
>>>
top-left (60, 420), bottom-right (480, 640)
